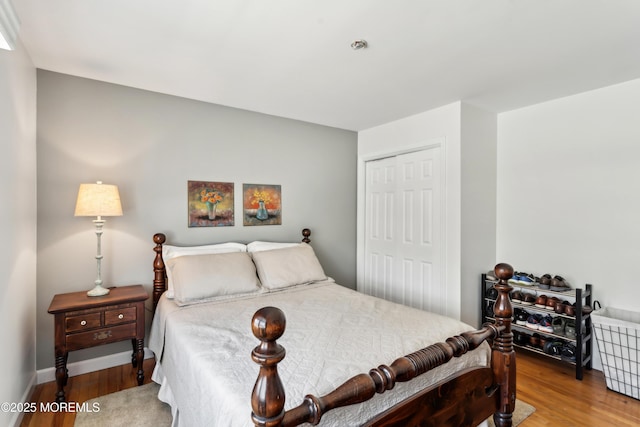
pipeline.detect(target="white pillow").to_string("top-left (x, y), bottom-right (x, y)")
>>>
top-left (247, 241), bottom-right (300, 253)
top-left (251, 243), bottom-right (327, 290)
top-left (162, 242), bottom-right (247, 298)
top-left (167, 251), bottom-right (260, 306)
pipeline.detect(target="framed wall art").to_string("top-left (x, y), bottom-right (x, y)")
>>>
top-left (243, 184), bottom-right (281, 226)
top-left (188, 180), bottom-right (234, 227)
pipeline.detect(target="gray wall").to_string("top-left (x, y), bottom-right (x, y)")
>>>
top-left (36, 70), bottom-right (357, 369)
top-left (0, 44), bottom-right (37, 426)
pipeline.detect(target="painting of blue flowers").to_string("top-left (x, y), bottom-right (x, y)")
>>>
top-left (243, 184), bottom-right (281, 226)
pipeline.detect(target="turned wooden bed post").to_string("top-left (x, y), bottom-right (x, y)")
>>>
top-left (490, 263), bottom-right (516, 427)
top-left (251, 307), bottom-right (287, 427)
top-left (152, 233), bottom-right (167, 310)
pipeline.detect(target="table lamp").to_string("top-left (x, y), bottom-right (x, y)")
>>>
top-left (74, 181), bottom-right (123, 296)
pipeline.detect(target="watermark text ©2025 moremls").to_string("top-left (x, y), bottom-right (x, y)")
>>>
top-left (1, 401), bottom-right (100, 413)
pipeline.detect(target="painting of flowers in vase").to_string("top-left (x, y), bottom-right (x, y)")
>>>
top-left (188, 180), bottom-right (234, 227)
top-left (243, 184), bottom-right (281, 226)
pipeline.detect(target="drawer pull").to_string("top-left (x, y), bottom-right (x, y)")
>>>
top-left (80, 320), bottom-right (87, 326)
top-left (94, 331), bottom-right (113, 341)
top-left (118, 314), bottom-right (124, 319)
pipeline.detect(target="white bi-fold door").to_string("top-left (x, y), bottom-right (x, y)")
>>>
top-left (360, 147), bottom-right (444, 314)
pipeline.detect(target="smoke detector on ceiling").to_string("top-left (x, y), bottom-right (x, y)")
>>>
top-left (350, 39), bottom-right (368, 50)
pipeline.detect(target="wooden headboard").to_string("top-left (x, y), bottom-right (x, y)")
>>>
top-left (152, 228), bottom-right (312, 309)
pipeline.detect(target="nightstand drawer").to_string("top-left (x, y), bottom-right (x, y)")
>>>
top-left (66, 312), bottom-right (101, 333)
top-left (66, 323), bottom-right (137, 350)
top-left (105, 306), bottom-right (136, 325)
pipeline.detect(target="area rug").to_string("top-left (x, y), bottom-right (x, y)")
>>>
top-left (75, 382), bottom-right (535, 426)
top-left (487, 399), bottom-right (535, 427)
top-left (74, 383), bottom-right (171, 427)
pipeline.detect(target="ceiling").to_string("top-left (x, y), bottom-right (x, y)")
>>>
top-left (14, 1), bottom-right (640, 131)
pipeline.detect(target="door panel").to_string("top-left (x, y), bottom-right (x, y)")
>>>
top-left (362, 148), bottom-right (443, 314)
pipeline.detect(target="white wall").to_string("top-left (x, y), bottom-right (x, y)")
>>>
top-left (497, 77), bottom-right (640, 370)
top-left (460, 103), bottom-right (497, 327)
top-left (357, 102), bottom-right (497, 327)
top-left (36, 71), bottom-right (357, 371)
top-left (0, 44), bottom-right (37, 426)
top-left (357, 102), bottom-right (463, 321)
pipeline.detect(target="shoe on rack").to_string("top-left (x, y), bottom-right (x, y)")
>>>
top-left (511, 291), bottom-right (523, 303)
top-left (564, 304), bottom-right (576, 316)
top-left (554, 301), bottom-right (567, 314)
top-left (510, 272), bottom-right (534, 285)
top-left (526, 314), bottom-right (542, 330)
top-left (539, 315), bottom-right (554, 333)
top-left (515, 309), bottom-right (529, 326)
top-left (552, 317), bottom-right (566, 335)
top-left (522, 294), bottom-right (536, 305)
top-left (546, 296), bottom-right (560, 310)
top-left (485, 301), bottom-right (495, 317)
top-left (513, 330), bottom-right (529, 346)
top-left (486, 270), bottom-right (497, 281)
top-left (543, 340), bottom-right (565, 356)
top-left (485, 287), bottom-right (498, 299)
top-left (519, 274), bottom-right (535, 284)
top-left (550, 275), bottom-right (571, 291)
top-left (529, 333), bottom-right (541, 348)
top-left (561, 342), bottom-right (577, 362)
top-left (582, 305), bottom-right (594, 316)
top-left (535, 295), bottom-right (548, 308)
top-left (539, 335), bottom-right (548, 349)
top-left (538, 274), bottom-right (552, 288)
top-left (564, 320), bottom-right (577, 340)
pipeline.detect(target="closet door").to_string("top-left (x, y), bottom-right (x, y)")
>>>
top-left (361, 147), bottom-right (443, 313)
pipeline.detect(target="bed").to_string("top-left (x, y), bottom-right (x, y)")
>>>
top-left (148, 229), bottom-right (516, 427)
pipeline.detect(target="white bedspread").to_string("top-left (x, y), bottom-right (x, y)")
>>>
top-left (148, 281), bottom-right (490, 427)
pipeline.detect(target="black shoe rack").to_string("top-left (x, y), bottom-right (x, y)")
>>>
top-left (481, 273), bottom-right (593, 380)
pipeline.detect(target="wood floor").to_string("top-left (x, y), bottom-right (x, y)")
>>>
top-left (20, 358), bottom-right (155, 427)
top-left (20, 351), bottom-right (640, 427)
top-left (517, 351), bottom-right (640, 426)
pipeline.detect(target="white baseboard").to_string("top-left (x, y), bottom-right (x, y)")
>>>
top-left (10, 372), bottom-right (37, 427)
top-left (36, 348), bottom-right (154, 385)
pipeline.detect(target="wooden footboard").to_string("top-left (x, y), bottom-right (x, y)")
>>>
top-left (251, 263), bottom-right (516, 427)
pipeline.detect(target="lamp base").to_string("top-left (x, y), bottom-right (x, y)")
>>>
top-left (87, 284), bottom-right (110, 297)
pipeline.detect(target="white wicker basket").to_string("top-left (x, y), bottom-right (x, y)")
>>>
top-left (592, 307), bottom-right (640, 400)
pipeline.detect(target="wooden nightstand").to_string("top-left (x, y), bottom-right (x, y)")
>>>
top-left (48, 285), bottom-right (149, 402)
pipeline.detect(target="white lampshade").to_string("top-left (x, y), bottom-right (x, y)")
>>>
top-left (75, 181), bottom-right (123, 218)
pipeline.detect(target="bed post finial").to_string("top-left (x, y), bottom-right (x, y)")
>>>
top-left (302, 228), bottom-right (311, 244)
top-left (251, 307), bottom-right (287, 427)
top-left (153, 233), bottom-right (166, 310)
top-left (492, 263), bottom-right (516, 427)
